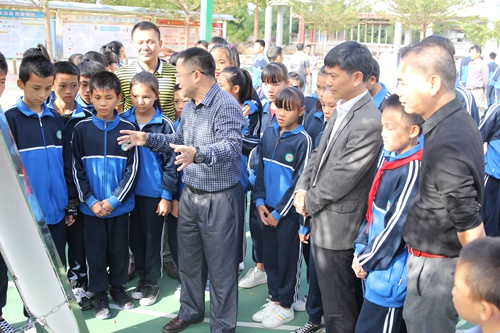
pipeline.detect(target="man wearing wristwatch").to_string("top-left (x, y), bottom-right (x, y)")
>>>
top-left (118, 47), bottom-right (245, 333)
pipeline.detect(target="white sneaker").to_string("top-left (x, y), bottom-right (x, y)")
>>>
top-left (293, 294), bottom-right (308, 312)
top-left (251, 300), bottom-right (280, 322)
top-left (174, 284), bottom-right (182, 300)
top-left (261, 306), bottom-right (294, 328)
top-left (238, 267), bottom-right (267, 288)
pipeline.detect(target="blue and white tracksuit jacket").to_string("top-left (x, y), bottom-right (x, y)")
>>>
top-left (353, 141), bottom-right (423, 308)
top-left (480, 103), bottom-right (500, 180)
top-left (372, 82), bottom-right (391, 110)
top-left (72, 111), bottom-right (138, 218)
top-left (121, 107), bottom-right (177, 200)
top-left (253, 122), bottom-right (312, 220)
top-left (304, 109), bottom-right (324, 145)
top-left (4, 97), bottom-right (68, 225)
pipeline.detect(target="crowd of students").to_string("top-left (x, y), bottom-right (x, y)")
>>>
top-left (0, 20), bottom-right (499, 333)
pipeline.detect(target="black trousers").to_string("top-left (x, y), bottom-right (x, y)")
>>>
top-left (48, 220), bottom-right (67, 268)
top-left (249, 200), bottom-right (264, 263)
top-left (262, 211), bottom-right (302, 309)
top-left (0, 255), bottom-right (7, 315)
top-left (312, 241), bottom-right (359, 333)
top-left (356, 299), bottom-right (403, 333)
top-left (129, 195), bottom-right (164, 283)
top-left (66, 211), bottom-right (87, 284)
top-left (83, 213), bottom-right (129, 293)
top-left (305, 243), bottom-right (323, 325)
top-left (166, 213), bottom-right (180, 283)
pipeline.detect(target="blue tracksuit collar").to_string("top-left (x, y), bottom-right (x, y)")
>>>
top-left (310, 91), bottom-right (318, 99)
top-left (314, 110), bottom-right (324, 120)
top-left (272, 121), bottom-right (305, 137)
top-left (91, 110), bottom-right (121, 130)
top-left (16, 97), bottom-right (53, 118)
top-left (383, 135), bottom-right (424, 162)
top-left (372, 82), bottom-right (389, 108)
top-left (121, 106), bottom-right (163, 125)
top-left (47, 99), bottom-right (86, 119)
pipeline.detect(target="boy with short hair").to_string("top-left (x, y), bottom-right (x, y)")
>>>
top-left (4, 55), bottom-right (68, 267)
top-left (71, 71), bottom-right (139, 319)
top-left (0, 51), bottom-right (15, 333)
top-left (453, 237), bottom-right (500, 333)
top-left (352, 94), bottom-right (423, 333)
top-left (50, 61), bottom-right (93, 310)
top-left (76, 60), bottom-right (106, 113)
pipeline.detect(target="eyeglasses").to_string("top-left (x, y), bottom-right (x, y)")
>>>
top-left (175, 70), bottom-right (205, 78)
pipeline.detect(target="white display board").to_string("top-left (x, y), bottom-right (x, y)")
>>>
top-left (0, 10), bottom-right (46, 58)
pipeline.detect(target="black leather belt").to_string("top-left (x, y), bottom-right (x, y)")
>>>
top-left (188, 186), bottom-right (210, 195)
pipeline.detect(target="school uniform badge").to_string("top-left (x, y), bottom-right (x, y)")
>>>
top-left (285, 153), bottom-right (294, 162)
top-left (56, 130), bottom-right (62, 140)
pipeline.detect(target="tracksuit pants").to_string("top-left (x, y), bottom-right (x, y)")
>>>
top-left (66, 211), bottom-right (87, 284)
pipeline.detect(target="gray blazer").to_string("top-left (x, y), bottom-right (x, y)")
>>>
top-left (296, 92), bottom-right (383, 250)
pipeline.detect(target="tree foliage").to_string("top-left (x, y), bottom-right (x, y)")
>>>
top-left (461, 18), bottom-right (491, 47)
top-left (384, 0), bottom-right (476, 41)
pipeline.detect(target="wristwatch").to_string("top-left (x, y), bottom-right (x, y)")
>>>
top-left (194, 146), bottom-right (203, 163)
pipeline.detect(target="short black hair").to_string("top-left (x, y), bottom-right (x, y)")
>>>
top-left (174, 83), bottom-right (182, 93)
top-left (288, 72), bottom-right (305, 91)
top-left (54, 61), bottom-right (80, 79)
top-left (262, 62), bottom-right (288, 84)
top-left (19, 55), bottom-right (55, 84)
top-left (0, 52), bottom-right (7, 75)
top-left (77, 60), bottom-right (106, 79)
top-left (490, 52), bottom-right (497, 60)
top-left (68, 53), bottom-right (84, 66)
top-left (381, 94), bottom-right (424, 129)
top-left (305, 44), bottom-right (311, 49)
top-left (400, 41), bottom-right (456, 92)
top-left (275, 87), bottom-right (305, 123)
top-left (169, 52), bottom-right (180, 66)
top-left (255, 39), bottom-right (265, 48)
top-left (421, 35), bottom-right (455, 56)
top-left (89, 71), bottom-right (121, 96)
top-left (23, 44), bottom-right (50, 60)
top-left (100, 41), bottom-right (124, 56)
top-left (132, 21), bottom-right (161, 41)
top-left (469, 44), bottom-right (482, 54)
top-left (324, 41), bottom-right (373, 83)
top-left (267, 46), bottom-right (283, 62)
top-left (177, 47), bottom-right (216, 78)
top-left (369, 58), bottom-right (380, 82)
top-left (102, 50), bottom-right (119, 67)
top-left (209, 36), bottom-right (227, 45)
top-left (459, 237), bottom-right (500, 309)
top-left (83, 51), bottom-right (107, 68)
top-left (296, 43), bottom-right (304, 51)
top-left (195, 40), bottom-right (209, 48)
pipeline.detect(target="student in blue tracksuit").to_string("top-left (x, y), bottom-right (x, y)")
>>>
top-left (49, 61), bottom-right (93, 311)
top-left (487, 53), bottom-right (498, 107)
top-left (352, 95), bottom-right (423, 333)
top-left (303, 66), bottom-right (329, 145)
top-left (492, 66), bottom-right (500, 104)
top-left (479, 102), bottom-right (500, 236)
top-left (72, 71), bottom-right (138, 320)
top-left (5, 55), bottom-right (68, 266)
top-left (252, 87), bottom-right (312, 329)
top-left (459, 55), bottom-right (472, 85)
top-left (121, 72), bottom-right (177, 306)
top-left (76, 60), bottom-right (106, 113)
top-left (365, 59), bottom-right (390, 110)
top-left (240, 63), bottom-right (290, 289)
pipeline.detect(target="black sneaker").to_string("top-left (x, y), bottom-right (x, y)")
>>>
top-left (93, 291), bottom-right (111, 320)
top-left (131, 278), bottom-right (146, 300)
top-left (110, 285), bottom-right (134, 310)
top-left (139, 283), bottom-right (159, 306)
top-left (73, 285), bottom-right (93, 311)
top-left (293, 321), bottom-right (322, 333)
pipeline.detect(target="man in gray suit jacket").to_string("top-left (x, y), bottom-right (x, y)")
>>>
top-left (294, 41), bottom-right (383, 333)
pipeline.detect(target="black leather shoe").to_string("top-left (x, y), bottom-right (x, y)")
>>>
top-left (162, 316), bottom-right (203, 333)
top-left (163, 261), bottom-right (178, 280)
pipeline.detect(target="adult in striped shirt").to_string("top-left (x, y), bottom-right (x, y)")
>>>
top-left (115, 21), bottom-right (176, 121)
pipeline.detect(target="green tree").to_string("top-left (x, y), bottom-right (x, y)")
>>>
top-left (384, 0), bottom-right (476, 41)
top-left (28, 0), bottom-right (53, 61)
top-left (491, 20), bottom-right (500, 47)
top-left (461, 18), bottom-right (491, 47)
top-left (291, 0), bottom-right (364, 55)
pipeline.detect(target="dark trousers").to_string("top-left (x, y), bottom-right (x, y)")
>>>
top-left (177, 184), bottom-right (244, 333)
top-left (305, 244), bottom-right (323, 325)
top-left (356, 299), bottom-right (403, 333)
top-left (66, 211), bottom-right (87, 284)
top-left (129, 196), bottom-right (164, 283)
top-left (0, 255), bottom-right (7, 315)
top-left (83, 213), bottom-right (129, 293)
top-left (312, 241), bottom-right (358, 333)
top-left (249, 200), bottom-right (264, 263)
top-left (482, 176), bottom-right (500, 237)
top-left (166, 213), bottom-right (180, 283)
top-left (263, 211), bottom-right (302, 309)
top-left (487, 85), bottom-right (496, 106)
top-left (48, 220), bottom-right (67, 268)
